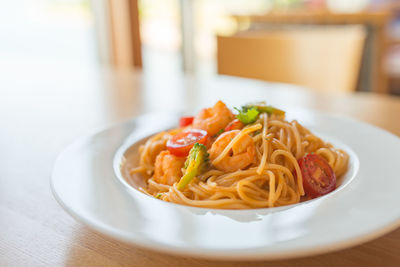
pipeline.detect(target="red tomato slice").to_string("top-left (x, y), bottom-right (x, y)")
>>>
top-left (167, 129), bottom-right (208, 157)
top-left (179, 116), bottom-right (194, 127)
top-left (298, 154), bottom-right (336, 198)
top-left (224, 119), bottom-right (244, 132)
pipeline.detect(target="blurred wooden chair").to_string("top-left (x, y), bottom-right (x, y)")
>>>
top-left (217, 25), bottom-right (366, 92)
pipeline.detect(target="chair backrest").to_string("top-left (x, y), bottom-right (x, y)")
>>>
top-left (217, 25), bottom-right (366, 92)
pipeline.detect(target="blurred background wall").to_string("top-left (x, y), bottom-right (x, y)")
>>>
top-left (0, 0), bottom-right (96, 70)
top-left (1, 0), bottom-right (400, 94)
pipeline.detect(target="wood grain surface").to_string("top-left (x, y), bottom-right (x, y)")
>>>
top-left (1, 65), bottom-right (399, 266)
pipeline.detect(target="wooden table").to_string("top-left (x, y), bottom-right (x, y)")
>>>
top-left (1, 65), bottom-right (400, 266)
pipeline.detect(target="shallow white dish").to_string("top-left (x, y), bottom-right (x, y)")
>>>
top-left (51, 111), bottom-right (400, 260)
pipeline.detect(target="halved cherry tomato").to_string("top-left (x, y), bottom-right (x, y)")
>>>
top-left (167, 129), bottom-right (208, 157)
top-left (298, 154), bottom-right (336, 198)
top-left (179, 116), bottom-right (194, 127)
top-left (224, 119), bottom-right (244, 131)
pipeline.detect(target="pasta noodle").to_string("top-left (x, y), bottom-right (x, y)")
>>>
top-left (128, 101), bottom-right (349, 209)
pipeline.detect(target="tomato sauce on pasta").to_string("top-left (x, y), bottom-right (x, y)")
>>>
top-left (129, 101), bottom-right (349, 209)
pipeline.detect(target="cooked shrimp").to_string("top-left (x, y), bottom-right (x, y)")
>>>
top-left (148, 134), bottom-right (169, 163)
top-left (138, 131), bottom-right (171, 170)
top-left (209, 130), bottom-right (256, 172)
top-left (193, 100), bottom-right (234, 136)
top-left (154, 150), bottom-right (185, 185)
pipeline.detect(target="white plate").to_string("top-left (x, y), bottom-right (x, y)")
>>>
top-left (51, 111), bottom-right (400, 260)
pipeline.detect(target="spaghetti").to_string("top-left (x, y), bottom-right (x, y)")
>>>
top-left (129, 101), bottom-right (348, 209)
